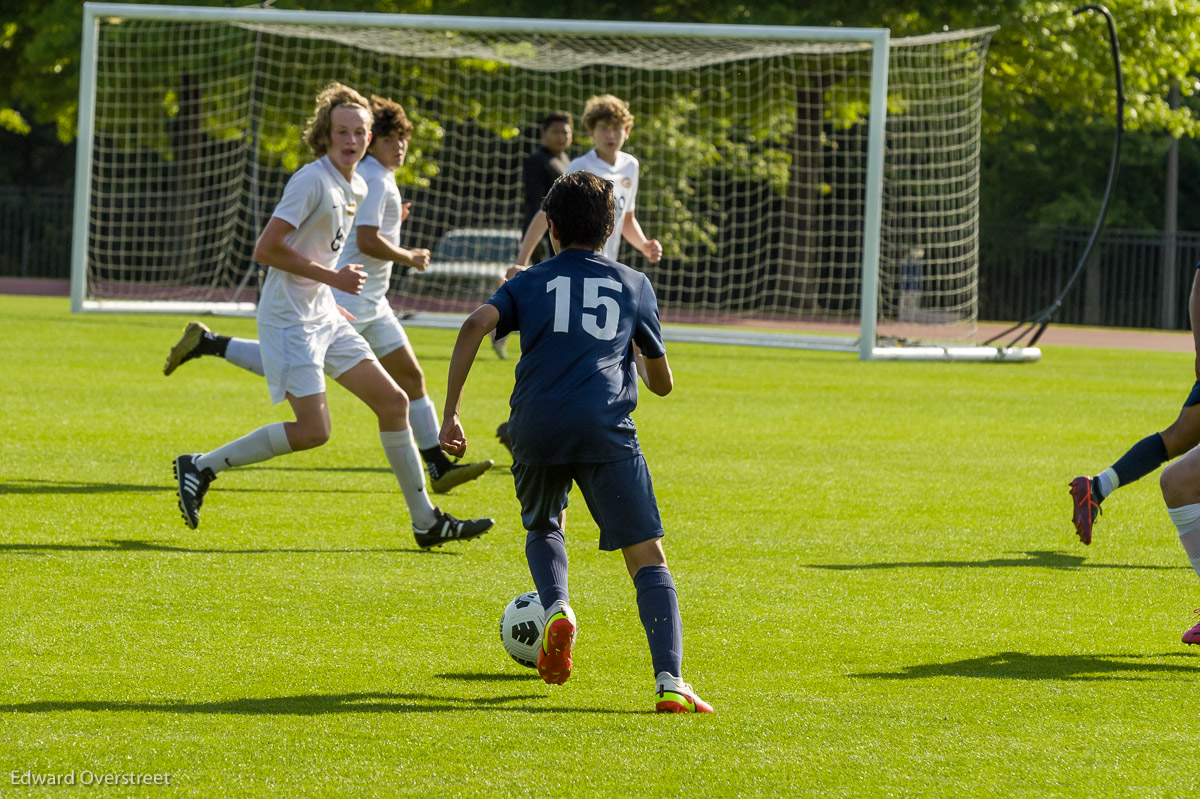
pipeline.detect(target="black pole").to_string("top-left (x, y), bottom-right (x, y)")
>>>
top-left (983, 4), bottom-right (1124, 348)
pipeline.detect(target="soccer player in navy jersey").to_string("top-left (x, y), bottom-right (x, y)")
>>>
top-left (1079, 267), bottom-right (1200, 645)
top-left (1071, 270), bottom-right (1200, 551)
top-left (439, 170), bottom-right (712, 713)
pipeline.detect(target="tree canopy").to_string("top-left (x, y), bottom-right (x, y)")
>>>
top-left (3, 0), bottom-right (1196, 227)
top-left (4, 0), bottom-right (1197, 143)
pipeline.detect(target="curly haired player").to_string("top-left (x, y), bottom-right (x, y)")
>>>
top-left (165, 94), bottom-right (492, 495)
top-left (171, 83), bottom-right (492, 549)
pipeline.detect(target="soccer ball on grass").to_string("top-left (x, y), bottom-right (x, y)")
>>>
top-left (499, 591), bottom-right (544, 668)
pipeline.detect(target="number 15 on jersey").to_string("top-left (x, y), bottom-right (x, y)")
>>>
top-left (547, 275), bottom-right (623, 341)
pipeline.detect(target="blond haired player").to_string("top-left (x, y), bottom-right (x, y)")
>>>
top-left (165, 95), bottom-right (492, 495)
top-left (172, 83), bottom-right (492, 549)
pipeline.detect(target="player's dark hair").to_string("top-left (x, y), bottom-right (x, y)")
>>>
top-left (370, 95), bottom-right (414, 141)
top-left (542, 171), bottom-right (614, 252)
top-left (541, 110), bottom-right (572, 130)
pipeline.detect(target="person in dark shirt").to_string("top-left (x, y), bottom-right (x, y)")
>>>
top-left (440, 171), bottom-right (713, 713)
top-left (521, 110), bottom-right (573, 264)
top-left (493, 111), bottom-right (574, 361)
top-left (1085, 268), bottom-right (1200, 646)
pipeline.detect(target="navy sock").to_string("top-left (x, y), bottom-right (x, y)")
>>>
top-left (633, 565), bottom-right (683, 678)
top-left (525, 528), bottom-right (569, 612)
top-left (1111, 433), bottom-right (1169, 487)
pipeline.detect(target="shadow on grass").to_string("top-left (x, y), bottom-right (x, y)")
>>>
top-left (0, 479), bottom-right (379, 496)
top-left (807, 550), bottom-right (1183, 572)
top-left (0, 480), bottom-right (165, 495)
top-left (2, 472), bottom-right (507, 494)
top-left (242, 465), bottom-right (513, 482)
top-left (0, 691), bottom-right (643, 715)
top-left (857, 651), bottom-right (1200, 681)
top-left (0, 539), bottom-right (456, 556)
top-left (437, 672), bottom-right (541, 682)
top-left (238, 466), bottom-right (392, 474)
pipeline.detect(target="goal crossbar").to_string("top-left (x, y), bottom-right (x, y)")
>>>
top-left (73, 4), bottom-right (1028, 362)
top-left (79, 4), bottom-right (892, 42)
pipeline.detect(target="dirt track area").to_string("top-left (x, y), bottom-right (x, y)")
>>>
top-left (4, 276), bottom-right (1191, 354)
top-left (975, 322), bottom-right (1192, 353)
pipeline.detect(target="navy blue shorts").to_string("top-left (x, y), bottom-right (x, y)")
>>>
top-left (1185, 381), bottom-right (1200, 408)
top-left (511, 455), bottom-right (664, 551)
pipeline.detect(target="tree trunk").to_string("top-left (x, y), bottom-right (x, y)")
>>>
top-left (775, 80), bottom-right (825, 314)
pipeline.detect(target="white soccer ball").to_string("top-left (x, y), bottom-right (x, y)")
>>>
top-left (499, 591), bottom-right (544, 668)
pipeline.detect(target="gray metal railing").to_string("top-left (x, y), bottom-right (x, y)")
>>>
top-left (2, 187), bottom-right (1198, 332)
top-left (980, 224), bottom-right (1200, 331)
top-left (0, 186), bottom-right (74, 279)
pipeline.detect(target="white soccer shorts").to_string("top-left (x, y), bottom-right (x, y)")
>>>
top-left (352, 313), bottom-right (409, 360)
top-left (259, 316), bottom-right (375, 404)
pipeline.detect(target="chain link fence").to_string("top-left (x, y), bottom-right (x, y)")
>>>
top-left (3, 186), bottom-right (1199, 331)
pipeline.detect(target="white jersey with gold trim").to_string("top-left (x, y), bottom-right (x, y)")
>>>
top-left (332, 155), bottom-right (402, 324)
top-left (565, 149), bottom-right (639, 261)
top-left (258, 155), bottom-right (367, 329)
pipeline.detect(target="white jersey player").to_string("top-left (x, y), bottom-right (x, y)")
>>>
top-left (164, 95), bottom-right (492, 495)
top-left (170, 83), bottom-right (493, 549)
top-left (514, 94), bottom-right (662, 270)
top-left (563, 148), bottom-right (639, 261)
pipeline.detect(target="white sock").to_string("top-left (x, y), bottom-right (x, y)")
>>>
top-left (225, 338), bottom-right (264, 376)
top-left (655, 671), bottom-right (686, 690)
top-left (379, 429), bottom-right (437, 528)
top-left (544, 599), bottom-right (570, 622)
top-left (1166, 503), bottom-right (1200, 580)
top-left (1097, 468), bottom-right (1119, 499)
top-left (197, 422), bottom-right (291, 474)
top-left (407, 395), bottom-right (441, 451)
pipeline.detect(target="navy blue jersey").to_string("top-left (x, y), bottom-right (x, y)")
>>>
top-left (487, 248), bottom-right (666, 465)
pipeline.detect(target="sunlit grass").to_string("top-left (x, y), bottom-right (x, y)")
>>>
top-left (1, 295), bottom-right (1197, 797)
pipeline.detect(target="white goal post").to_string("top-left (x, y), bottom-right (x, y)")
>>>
top-left (71, 3), bottom-right (1037, 362)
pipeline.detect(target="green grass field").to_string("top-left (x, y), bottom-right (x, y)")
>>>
top-left (2, 294), bottom-right (1199, 797)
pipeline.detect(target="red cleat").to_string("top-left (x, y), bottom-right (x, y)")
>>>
top-left (1069, 476), bottom-right (1101, 545)
top-left (537, 605), bottom-right (576, 685)
top-left (1183, 610), bottom-right (1200, 645)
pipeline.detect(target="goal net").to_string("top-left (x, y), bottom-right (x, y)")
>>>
top-left (73, 4), bottom-right (1033, 361)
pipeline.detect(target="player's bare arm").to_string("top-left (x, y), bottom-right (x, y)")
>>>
top-left (440, 303), bottom-right (501, 457)
top-left (515, 210), bottom-right (550, 268)
top-left (254, 217), bottom-right (366, 294)
top-left (639, 352), bottom-right (673, 396)
top-left (356, 225), bottom-right (430, 270)
top-left (621, 213), bottom-right (662, 263)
